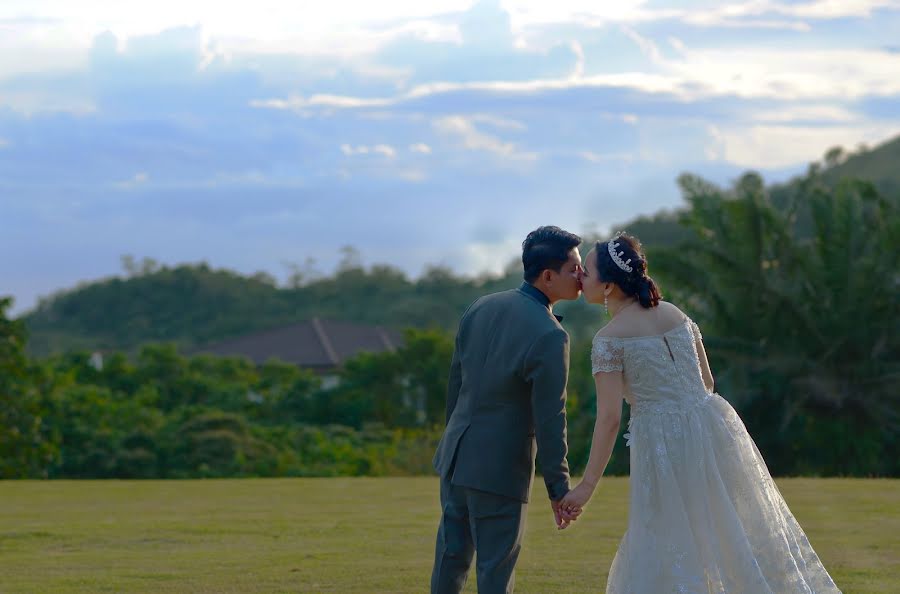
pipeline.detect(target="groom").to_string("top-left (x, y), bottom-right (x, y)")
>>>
top-left (431, 226), bottom-right (584, 594)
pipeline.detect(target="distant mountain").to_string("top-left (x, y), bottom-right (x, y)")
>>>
top-left (21, 261), bottom-right (524, 357)
top-left (614, 133), bottom-right (900, 246)
top-left (19, 134), bottom-right (899, 356)
top-left (23, 264), bottom-right (286, 356)
top-left (822, 135), bottom-right (900, 196)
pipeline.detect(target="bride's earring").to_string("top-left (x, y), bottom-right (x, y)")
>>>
top-left (604, 294), bottom-right (609, 316)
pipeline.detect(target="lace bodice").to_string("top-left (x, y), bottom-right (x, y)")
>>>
top-left (591, 318), bottom-right (709, 414)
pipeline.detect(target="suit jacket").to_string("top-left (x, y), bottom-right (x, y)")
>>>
top-left (432, 282), bottom-right (571, 503)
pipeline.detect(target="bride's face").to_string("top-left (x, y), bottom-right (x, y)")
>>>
top-left (580, 249), bottom-right (604, 304)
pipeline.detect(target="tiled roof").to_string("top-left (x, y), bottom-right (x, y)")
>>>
top-left (195, 318), bottom-right (403, 369)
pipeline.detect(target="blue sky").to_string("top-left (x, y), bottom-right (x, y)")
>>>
top-left (2, 0), bottom-right (899, 314)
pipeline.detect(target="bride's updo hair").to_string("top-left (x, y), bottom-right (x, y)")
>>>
top-left (594, 232), bottom-right (662, 308)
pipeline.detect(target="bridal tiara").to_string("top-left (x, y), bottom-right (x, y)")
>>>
top-left (607, 232), bottom-right (634, 273)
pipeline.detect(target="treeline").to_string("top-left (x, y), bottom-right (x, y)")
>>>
top-left (3, 163), bottom-right (898, 479)
top-left (2, 298), bottom-right (637, 480)
top-left (1, 318), bottom-right (455, 479)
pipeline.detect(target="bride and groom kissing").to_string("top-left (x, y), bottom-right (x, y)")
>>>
top-left (430, 226), bottom-right (841, 594)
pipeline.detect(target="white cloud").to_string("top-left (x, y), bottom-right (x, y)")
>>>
top-left (373, 144), bottom-right (396, 158)
top-left (252, 73), bottom-right (683, 114)
top-left (341, 144), bottom-right (368, 155)
top-left (433, 115), bottom-right (537, 160)
top-left (752, 104), bottom-right (861, 124)
top-left (621, 25), bottom-right (663, 63)
top-left (675, 0), bottom-right (900, 29)
top-left (682, 16), bottom-right (812, 31)
top-left (0, 137), bottom-right (9, 148)
top-left (4, 0), bottom-right (899, 83)
top-left (0, 1), bottom-right (469, 59)
top-left (455, 235), bottom-right (523, 278)
top-left (710, 123), bottom-right (897, 168)
top-left (570, 40), bottom-right (585, 78)
top-left (113, 171), bottom-right (149, 189)
top-left (668, 36), bottom-right (687, 55)
top-left (665, 47), bottom-right (900, 100)
top-left (252, 41), bottom-right (900, 115)
top-left (502, 0), bottom-right (677, 30)
top-left (723, 0), bottom-right (899, 20)
top-left (340, 143), bottom-right (396, 157)
top-left (255, 95), bottom-right (393, 111)
top-left (469, 113), bottom-right (527, 131)
top-left (409, 142), bottom-right (432, 154)
top-left (579, 150), bottom-right (634, 163)
top-left (396, 168), bottom-right (427, 181)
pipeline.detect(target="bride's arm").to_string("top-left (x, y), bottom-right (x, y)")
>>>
top-left (694, 333), bottom-right (715, 393)
top-left (560, 371), bottom-right (624, 510)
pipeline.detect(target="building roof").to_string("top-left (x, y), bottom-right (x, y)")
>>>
top-left (194, 318), bottom-right (403, 370)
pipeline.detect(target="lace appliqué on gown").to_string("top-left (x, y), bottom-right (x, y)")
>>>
top-left (591, 336), bottom-right (624, 374)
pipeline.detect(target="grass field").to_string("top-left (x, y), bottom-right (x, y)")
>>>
top-left (1, 477), bottom-right (897, 593)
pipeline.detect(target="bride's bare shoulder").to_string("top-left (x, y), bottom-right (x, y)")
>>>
top-left (596, 301), bottom-right (688, 339)
top-left (657, 300), bottom-right (688, 320)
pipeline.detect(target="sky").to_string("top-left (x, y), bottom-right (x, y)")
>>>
top-left (2, 0), bottom-right (900, 315)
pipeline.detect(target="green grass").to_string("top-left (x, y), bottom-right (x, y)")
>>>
top-left (0, 478), bottom-right (897, 593)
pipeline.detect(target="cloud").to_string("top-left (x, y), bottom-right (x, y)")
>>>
top-left (3, 0), bottom-right (900, 317)
top-left (373, 144), bottom-right (396, 157)
top-left (718, 0), bottom-right (899, 20)
top-left (579, 151), bottom-right (635, 163)
top-left (751, 104), bottom-right (861, 124)
top-left (433, 115), bottom-right (537, 160)
top-left (253, 42), bottom-right (900, 116)
top-left (113, 171), bottom-right (150, 189)
top-left (251, 73), bottom-right (683, 115)
top-left (340, 143), bottom-right (397, 157)
top-left (707, 123), bottom-right (896, 168)
top-left (621, 25), bottom-right (664, 63)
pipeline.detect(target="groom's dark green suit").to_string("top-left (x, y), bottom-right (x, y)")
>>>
top-left (431, 282), bottom-right (572, 594)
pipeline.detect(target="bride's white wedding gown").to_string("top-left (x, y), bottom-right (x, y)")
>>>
top-left (592, 318), bottom-right (841, 593)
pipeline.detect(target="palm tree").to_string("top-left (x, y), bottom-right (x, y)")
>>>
top-left (653, 171), bottom-right (899, 475)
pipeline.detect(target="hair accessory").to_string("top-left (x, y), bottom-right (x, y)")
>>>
top-left (607, 231), bottom-right (634, 273)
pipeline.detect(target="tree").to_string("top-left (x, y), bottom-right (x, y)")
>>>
top-left (824, 146), bottom-right (845, 169)
top-left (395, 328), bottom-right (454, 426)
top-left (0, 297), bottom-right (57, 477)
top-left (653, 172), bottom-right (899, 475)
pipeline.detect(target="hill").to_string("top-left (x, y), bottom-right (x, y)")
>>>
top-left (21, 261), bottom-right (524, 357)
top-left (822, 135), bottom-right (900, 196)
top-left (19, 134), bottom-right (900, 356)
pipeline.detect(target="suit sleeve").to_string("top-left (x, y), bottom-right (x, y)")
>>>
top-left (524, 327), bottom-right (571, 500)
top-left (444, 333), bottom-right (462, 426)
top-left (445, 300), bottom-right (476, 426)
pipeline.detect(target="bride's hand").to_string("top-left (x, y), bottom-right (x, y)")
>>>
top-left (560, 480), bottom-right (596, 515)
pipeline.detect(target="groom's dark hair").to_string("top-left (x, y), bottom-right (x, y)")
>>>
top-left (522, 226), bottom-right (582, 283)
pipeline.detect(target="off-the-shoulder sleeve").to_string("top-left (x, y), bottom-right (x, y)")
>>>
top-left (591, 336), bottom-right (624, 374)
top-left (689, 319), bottom-right (703, 342)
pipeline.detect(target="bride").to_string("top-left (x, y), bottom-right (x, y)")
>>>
top-left (560, 232), bottom-right (841, 593)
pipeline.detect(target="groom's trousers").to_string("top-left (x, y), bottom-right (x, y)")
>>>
top-left (431, 474), bottom-right (527, 594)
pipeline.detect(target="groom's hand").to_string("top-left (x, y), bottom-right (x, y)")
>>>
top-left (551, 499), bottom-right (581, 530)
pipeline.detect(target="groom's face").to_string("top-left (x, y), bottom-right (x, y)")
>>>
top-left (548, 248), bottom-right (583, 301)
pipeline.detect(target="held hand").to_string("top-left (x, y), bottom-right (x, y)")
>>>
top-left (551, 498), bottom-right (582, 530)
top-left (560, 480), bottom-right (596, 516)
